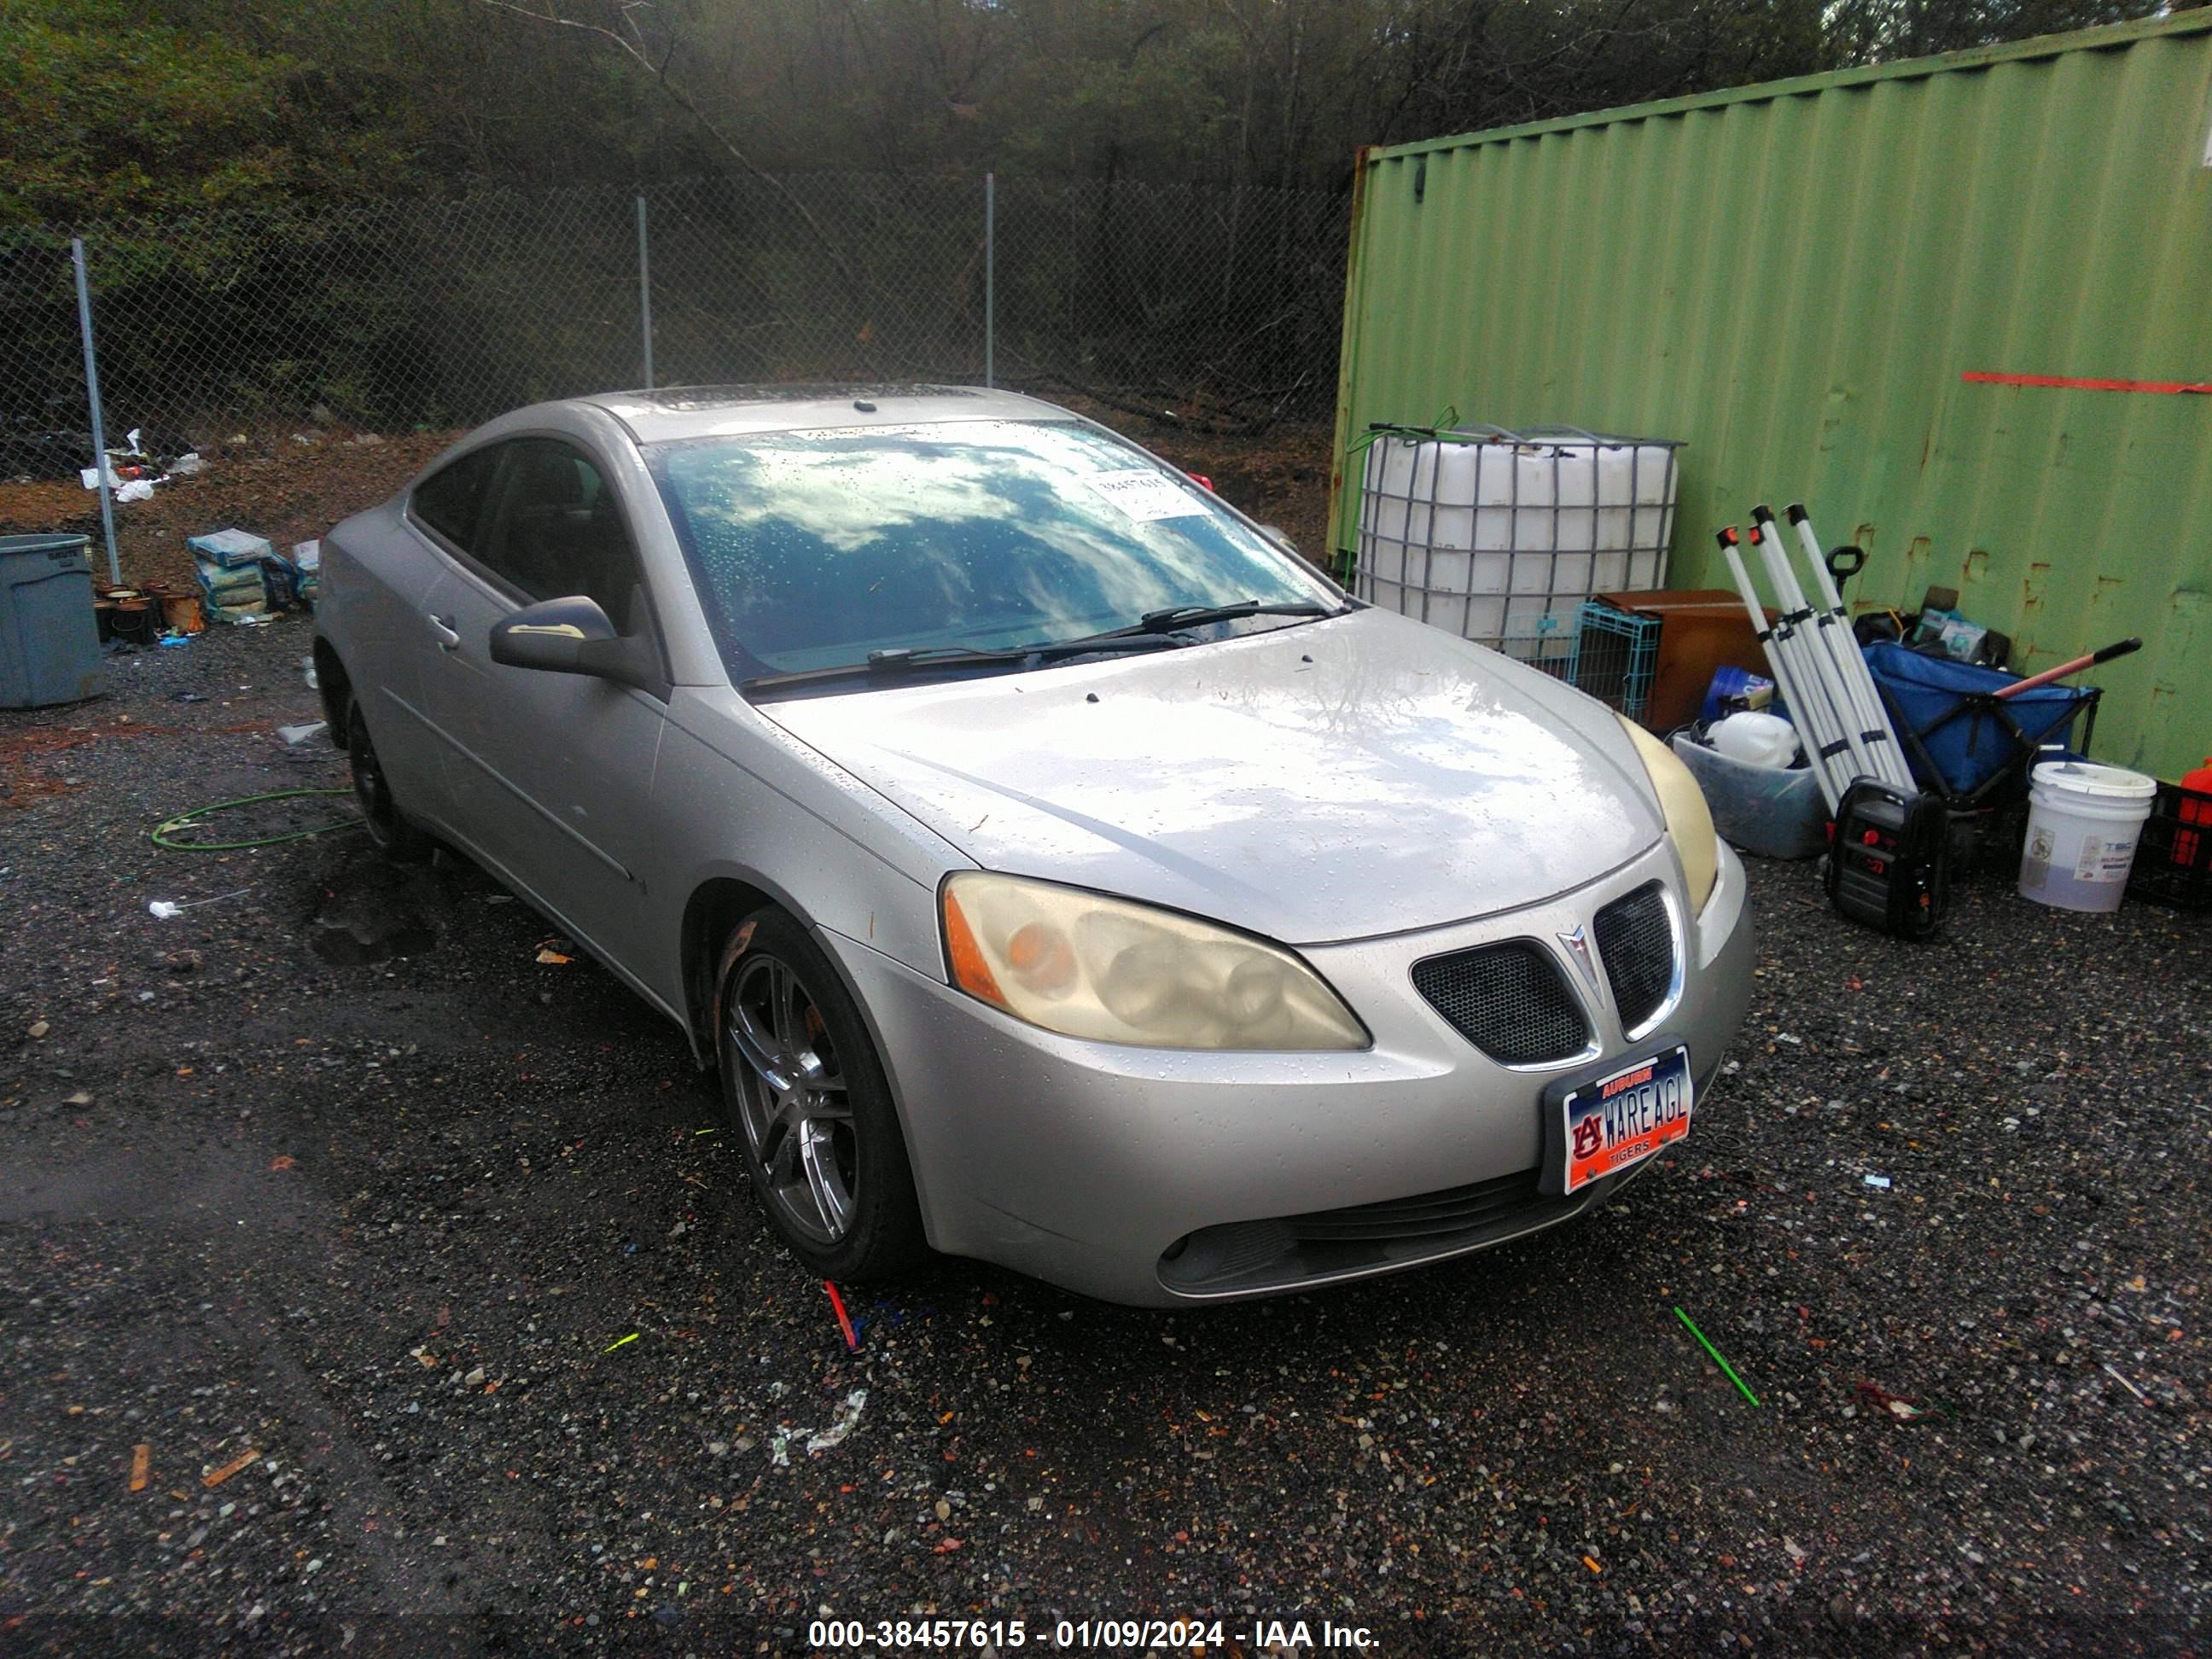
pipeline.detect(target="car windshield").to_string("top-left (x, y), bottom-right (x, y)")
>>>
top-left (645, 419), bottom-right (1336, 680)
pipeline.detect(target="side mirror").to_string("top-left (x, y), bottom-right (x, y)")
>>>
top-left (489, 596), bottom-right (667, 698)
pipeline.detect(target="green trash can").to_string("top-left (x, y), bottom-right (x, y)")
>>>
top-left (0, 534), bottom-right (108, 708)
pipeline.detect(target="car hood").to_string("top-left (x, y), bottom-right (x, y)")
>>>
top-left (760, 608), bottom-right (1664, 944)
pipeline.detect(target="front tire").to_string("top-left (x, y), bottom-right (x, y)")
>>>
top-left (346, 699), bottom-right (434, 863)
top-left (713, 910), bottom-right (926, 1281)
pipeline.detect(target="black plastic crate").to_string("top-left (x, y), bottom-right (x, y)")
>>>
top-left (2127, 780), bottom-right (2212, 911)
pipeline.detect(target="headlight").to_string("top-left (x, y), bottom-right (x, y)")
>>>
top-left (1617, 714), bottom-right (1719, 912)
top-left (940, 872), bottom-right (1367, 1051)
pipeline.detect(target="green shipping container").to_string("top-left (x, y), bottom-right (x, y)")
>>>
top-left (1329, 12), bottom-right (2212, 783)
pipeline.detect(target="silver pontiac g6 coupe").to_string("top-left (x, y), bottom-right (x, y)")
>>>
top-left (313, 386), bottom-right (1753, 1305)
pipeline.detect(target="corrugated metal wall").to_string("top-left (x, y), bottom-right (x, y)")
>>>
top-left (1329, 13), bottom-right (2212, 782)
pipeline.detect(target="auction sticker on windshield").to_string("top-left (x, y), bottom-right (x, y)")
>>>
top-left (1084, 469), bottom-right (1208, 521)
top-left (1543, 1044), bottom-right (1692, 1196)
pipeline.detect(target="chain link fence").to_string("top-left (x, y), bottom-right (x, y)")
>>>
top-left (0, 172), bottom-right (1348, 476)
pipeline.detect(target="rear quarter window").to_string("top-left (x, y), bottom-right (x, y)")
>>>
top-left (410, 445), bottom-right (503, 550)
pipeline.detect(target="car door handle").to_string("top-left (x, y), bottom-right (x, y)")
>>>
top-left (427, 614), bottom-right (460, 651)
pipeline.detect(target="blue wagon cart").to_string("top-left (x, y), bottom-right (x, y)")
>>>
top-left (1863, 643), bottom-right (2105, 806)
top-left (1860, 641), bottom-right (2127, 866)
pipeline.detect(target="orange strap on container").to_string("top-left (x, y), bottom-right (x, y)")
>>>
top-left (1963, 371), bottom-right (2212, 395)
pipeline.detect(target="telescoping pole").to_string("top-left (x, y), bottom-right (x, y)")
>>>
top-left (1716, 527), bottom-right (1842, 813)
top-left (1748, 510), bottom-right (1877, 785)
top-left (1752, 504), bottom-right (1882, 784)
top-left (1749, 525), bottom-right (1858, 806)
top-left (1780, 504), bottom-right (1912, 790)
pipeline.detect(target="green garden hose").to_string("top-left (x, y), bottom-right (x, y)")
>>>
top-left (152, 788), bottom-right (363, 851)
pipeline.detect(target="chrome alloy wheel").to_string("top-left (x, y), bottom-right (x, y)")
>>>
top-left (724, 952), bottom-right (857, 1246)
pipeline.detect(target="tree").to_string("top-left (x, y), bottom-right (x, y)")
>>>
top-left (0, 0), bottom-right (416, 224)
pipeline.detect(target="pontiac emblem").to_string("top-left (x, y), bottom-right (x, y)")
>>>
top-left (1558, 924), bottom-right (1601, 990)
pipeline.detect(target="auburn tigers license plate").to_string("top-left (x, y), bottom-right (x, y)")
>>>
top-left (1545, 1044), bottom-right (1692, 1196)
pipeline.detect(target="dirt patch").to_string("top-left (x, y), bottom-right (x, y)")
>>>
top-left (0, 428), bottom-right (459, 591)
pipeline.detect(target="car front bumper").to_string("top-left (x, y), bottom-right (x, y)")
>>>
top-left (826, 839), bottom-right (1755, 1306)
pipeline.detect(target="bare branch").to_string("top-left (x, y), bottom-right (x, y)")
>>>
top-left (477, 0), bottom-right (629, 52)
top-left (475, 0), bottom-right (871, 301)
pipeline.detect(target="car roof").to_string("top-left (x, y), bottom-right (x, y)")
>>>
top-left (580, 383), bottom-right (1069, 445)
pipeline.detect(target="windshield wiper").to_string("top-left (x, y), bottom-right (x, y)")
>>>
top-left (742, 632), bottom-right (1185, 693)
top-left (864, 634), bottom-right (1188, 671)
top-left (1132, 598), bottom-right (1341, 633)
top-left (1027, 597), bottom-right (1344, 659)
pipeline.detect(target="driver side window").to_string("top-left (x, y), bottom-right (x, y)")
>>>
top-left (472, 438), bottom-right (647, 633)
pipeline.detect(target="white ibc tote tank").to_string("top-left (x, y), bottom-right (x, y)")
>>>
top-left (1356, 424), bottom-right (1680, 647)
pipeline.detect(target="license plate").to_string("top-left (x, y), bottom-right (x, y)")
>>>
top-left (1543, 1043), bottom-right (1693, 1196)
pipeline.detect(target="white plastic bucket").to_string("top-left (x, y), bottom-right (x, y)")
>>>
top-left (2017, 760), bottom-right (2157, 912)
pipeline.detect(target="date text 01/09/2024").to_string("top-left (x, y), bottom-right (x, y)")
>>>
top-left (806, 1617), bottom-right (1379, 1650)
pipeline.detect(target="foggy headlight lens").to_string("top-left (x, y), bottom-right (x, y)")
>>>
top-left (940, 873), bottom-right (1367, 1051)
top-left (1618, 714), bottom-right (1718, 912)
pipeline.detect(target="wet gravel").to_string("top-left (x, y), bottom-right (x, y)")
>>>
top-left (1, 617), bottom-right (2205, 1656)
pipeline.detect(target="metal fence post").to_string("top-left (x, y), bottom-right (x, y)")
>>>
top-left (637, 193), bottom-right (655, 391)
top-left (984, 172), bottom-right (995, 389)
top-left (70, 238), bottom-right (119, 585)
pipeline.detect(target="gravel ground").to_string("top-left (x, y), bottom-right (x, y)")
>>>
top-left (0, 617), bottom-right (2204, 1657)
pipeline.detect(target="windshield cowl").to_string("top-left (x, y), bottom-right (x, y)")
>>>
top-left (740, 605), bottom-right (1353, 697)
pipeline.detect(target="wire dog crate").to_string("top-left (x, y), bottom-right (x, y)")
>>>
top-left (1493, 600), bottom-right (1663, 722)
top-left (1352, 423), bottom-right (1683, 647)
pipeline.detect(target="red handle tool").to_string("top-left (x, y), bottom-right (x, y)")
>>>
top-left (1992, 637), bottom-right (2142, 701)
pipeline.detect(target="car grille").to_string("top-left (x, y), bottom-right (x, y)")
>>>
top-left (1594, 881), bottom-right (1674, 1033)
top-left (1157, 1168), bottom-right (1589, 1295)
top-left (1284, 1169), bottom-right (1563, 1243)
top-left (1412, 940), bottom-right (1588, 1065)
